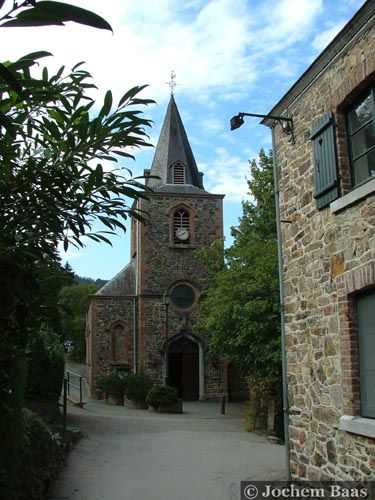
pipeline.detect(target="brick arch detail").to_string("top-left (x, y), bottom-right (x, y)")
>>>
top-left (336, 260), bottom-right (375, 415)
top-left (110, 320), bottom-right (130, 363)
top-left (168, 202), bottom-right (197, 245)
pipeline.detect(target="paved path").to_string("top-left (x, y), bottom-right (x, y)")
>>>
top-left (50, 388), bottom-right (286, 500)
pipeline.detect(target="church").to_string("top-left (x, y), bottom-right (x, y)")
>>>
top-left (86, 94), bottom-right (235, 401)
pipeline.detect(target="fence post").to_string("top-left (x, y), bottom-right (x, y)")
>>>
top-left (221, 395), bottom-right (226, 415)
top-left (63, 379), bottom-right (67, 440)
top-left (79, 376), bottom-right (82, 405)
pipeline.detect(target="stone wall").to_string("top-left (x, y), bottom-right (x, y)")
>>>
top-left (135, 191), bottom-right (227, 398)
top-left (86, 296), bottom-right (135, 393)
top-left (138, 192), bottom-right (223, 294)
top-left (271, 6), bottom-right (375, 480)
top-left (87, 188), bottom-right (228, 399)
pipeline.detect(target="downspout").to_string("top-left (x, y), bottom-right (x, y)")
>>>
top-left (271, 127), bottom-right (290, 480)
top-left (133, 296), bottom-right (137, 374)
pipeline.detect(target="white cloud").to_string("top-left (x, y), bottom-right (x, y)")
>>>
top-left (203, 146), bottom-right (256, 202)
top-left (311, 21), bottom-right (347, 51)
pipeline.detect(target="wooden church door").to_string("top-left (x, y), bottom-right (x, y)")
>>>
top-left (168, 337), bottom-right (199, 400)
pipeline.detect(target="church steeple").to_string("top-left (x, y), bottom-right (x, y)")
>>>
top-left (146, 95), bottom-right (205, 191)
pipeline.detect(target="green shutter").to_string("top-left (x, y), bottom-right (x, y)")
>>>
top-left (311, 112), bottom-right (339, 209)
top-left (357, 293), bottom-right (375, 419)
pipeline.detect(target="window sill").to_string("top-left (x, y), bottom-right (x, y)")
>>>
top-left (330, 177), bottom-right (375, 214)
top-left (339, 415), bottom-right (375, 438)
top-left (169, 244), bottom-right (196, 249)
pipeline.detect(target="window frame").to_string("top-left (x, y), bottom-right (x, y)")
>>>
top-left (336, 264), bottom-right (375, 437)
top-left (168, 203), bottom-right (196, 248)
top-left (169, 281), bottom-right (200, 313)
top-left (346, 87), bottom-right (375, 189)
top-left (356, 290), bottom-right (375, 419)
top-left (172, 162), bottom-right (185, 184)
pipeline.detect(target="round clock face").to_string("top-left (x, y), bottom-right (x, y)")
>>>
top-left (176, 227), bottom-right (189, 240)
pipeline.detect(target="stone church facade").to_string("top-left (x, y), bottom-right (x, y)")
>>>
top-left (86, 95), bottom-right (230, 401)
top-left (263, 0), bottom-right (375, 480)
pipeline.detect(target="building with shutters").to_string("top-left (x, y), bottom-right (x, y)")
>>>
top-left (85, 95), bottom-right (238, 401)
top-left (261, 0), bottom-right (375, 480)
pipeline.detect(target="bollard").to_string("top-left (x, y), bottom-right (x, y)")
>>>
top-left (221, 395), bottom-right (225, 415)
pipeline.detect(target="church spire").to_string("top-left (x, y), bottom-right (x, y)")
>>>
top-left (146, 94), bottom-right (205, 191)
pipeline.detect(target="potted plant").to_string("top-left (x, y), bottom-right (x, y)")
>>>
top-left (96, 372), bottom-right (127, 405)
top-left (125, 372), bottom-right (153, 409)
top-left (146, 384), bottom-right (182, 413)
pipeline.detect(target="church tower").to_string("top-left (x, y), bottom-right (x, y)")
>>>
top-left (86, 95), bottom-right (227, 400)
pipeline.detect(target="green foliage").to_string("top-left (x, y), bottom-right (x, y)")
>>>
top-left (0, 344), bottom-right (27, 498)
top-left (245, 373), bottom-right (284, 439)
top-left (146, 384), bottom-right (178, 409)
top-left (1, 1), bottom-right (112, 30)
top-left (26, 324), bottom-right (65, 402)
top-left (0, 1), bottom-right (111, 136)
top-left (0, 54), bottom-right (154, 342)
top-left (0, 3), bottom-right (154, 496)
top-left (199, 149), bottom-right (281, 378)
top-left (13, 408), bottom-right (61, 500)
top-left (96, 372), bottom-right (128, 400)
top-left (125, 373), bottom-right (154, 403)
top-left (58, 283), bottom-right (100, 361)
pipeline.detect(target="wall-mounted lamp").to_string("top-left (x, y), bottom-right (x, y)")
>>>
top-left (230, 112), bottom-right (294, 143)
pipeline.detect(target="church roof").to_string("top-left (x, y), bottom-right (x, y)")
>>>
top-left (95, 262), bottom-right (136, 296)
top-left (146, 95), bottom-right (205, 191)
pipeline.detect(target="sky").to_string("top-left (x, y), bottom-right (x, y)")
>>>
top-left (1, 0), bottom-right (367, 280)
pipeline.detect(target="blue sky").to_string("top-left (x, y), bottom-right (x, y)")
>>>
top-left (2, 0), bottom-right (367, 279)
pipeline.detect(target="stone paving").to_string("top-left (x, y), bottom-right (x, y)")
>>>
top-left (50, 371), bottom-right (286, 500)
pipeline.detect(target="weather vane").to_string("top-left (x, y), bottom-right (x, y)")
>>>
top-left (166, 70), bottom-right (178, 95)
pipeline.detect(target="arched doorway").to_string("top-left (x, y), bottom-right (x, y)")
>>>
top-left (168, 337), bottom-right (199, 400)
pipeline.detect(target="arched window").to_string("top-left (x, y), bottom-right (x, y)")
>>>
top-left (110, 321), bottom-right (129, 362)
top-left (173, 162), bottom-right (185, 184)
top-left (173, 208), bottom-right (190, 244)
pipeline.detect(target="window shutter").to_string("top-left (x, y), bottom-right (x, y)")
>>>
top-left (311, 112), bottom-right (339, 209)
top-left (357, 293), bottom-right (375, 419)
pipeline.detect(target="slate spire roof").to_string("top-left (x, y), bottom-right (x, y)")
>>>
top-left (146, 94), bottom-right (205, 191)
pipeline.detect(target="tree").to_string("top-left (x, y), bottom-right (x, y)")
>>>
top-left (0, 56), bottom-right (154, 342)
top-left (58, 282), bottom-right (100, 361)
top-left (199, 149), bottom-right (281, 378)
top-left (0, 3), bottom-right (155, 495)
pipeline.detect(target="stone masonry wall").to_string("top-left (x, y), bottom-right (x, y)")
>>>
top-left (273, 15), bottom-right (375, 480)
top-left (136, 192), bottom-right (228, 398)
top-left (87, 297), bottom-right (135, 393)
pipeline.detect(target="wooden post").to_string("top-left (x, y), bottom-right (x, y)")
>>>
top-left (221, 395), bottom-right (225, 415)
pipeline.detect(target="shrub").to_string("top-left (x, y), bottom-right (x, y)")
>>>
top-left (96, 372), bottom-right (128, 400)
top-left (125, 372), bottom-right (153, 403)
top-left (26, 324), bottom-right (65, 402)
top-left (245, 373), bottom-right (284, 440)
top-left (13, 408), bottom-right (64, 500)
top-left (0, 343), bottom-right (27, 498)
top-left (146, 384), bottom-right (178, 409)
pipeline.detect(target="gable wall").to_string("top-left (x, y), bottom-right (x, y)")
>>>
top-left (273, 9), bottom-right (375, 480)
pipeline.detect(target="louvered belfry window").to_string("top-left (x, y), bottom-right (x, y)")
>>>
top-left (173, 162), bottom-right (185, 184)
top-left (173, 209), bottom-right (190, 244)
top-left (311, 112), bottom-right (339, 209)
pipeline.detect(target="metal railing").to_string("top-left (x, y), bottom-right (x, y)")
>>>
top-left (24, 379), bottom-right (67, 440)
top-left (65, 369), bottom-right (84, 406)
